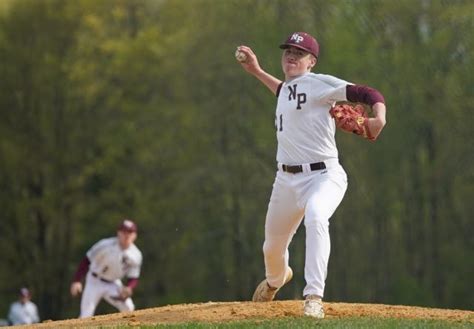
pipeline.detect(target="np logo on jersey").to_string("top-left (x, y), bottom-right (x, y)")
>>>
top-left (290, 33), bottom-right (304, 44)
top-left (288, 84), bottom-right (307, 110)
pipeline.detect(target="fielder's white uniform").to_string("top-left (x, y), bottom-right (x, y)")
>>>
top-left (264, 72), bottom-right (350, 298)
top-left (80, 237), bottom-right (142, 318)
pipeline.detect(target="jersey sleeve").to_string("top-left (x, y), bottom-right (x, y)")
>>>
top-left (30, 303), bottom-right (40, 323)
top-left (125, 247), bottom-right (143, 279)
top-left (7, 304), bottom-right (19, 324)
top-left (72, 256), bottom-right (90, 282)
top-left (276, 82), bottom-right (284, 97)
top-left (314, 74), bottom-right (353, 105)
top-left (86, 238), bottom-right (110, 261)
top-left (346, 84), bottom-right (385, 105)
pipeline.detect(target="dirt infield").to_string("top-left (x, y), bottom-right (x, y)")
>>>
top-left (19, 300), bottom-right (474, 328)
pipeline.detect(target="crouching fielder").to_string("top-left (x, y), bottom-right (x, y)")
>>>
top-left (70, 219), bottom-right (143, 318)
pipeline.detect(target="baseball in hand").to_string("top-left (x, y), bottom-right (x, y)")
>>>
top-left (235, 49), bottom-right (247, 62)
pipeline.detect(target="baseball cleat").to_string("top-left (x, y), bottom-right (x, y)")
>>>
top-left (252, 267), bottom-right (293, 302)
top-left (303, 295), bottom-right (324, 318)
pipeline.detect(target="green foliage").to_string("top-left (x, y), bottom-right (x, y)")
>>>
top-left (0, 0), bottom-right (472, 321)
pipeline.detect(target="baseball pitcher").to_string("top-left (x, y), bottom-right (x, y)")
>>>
top-left (236, 32), bottom-right (386, 318)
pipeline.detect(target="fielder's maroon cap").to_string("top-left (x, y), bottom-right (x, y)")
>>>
top-left (118, 219), bottom-right (137, 232)
top-left (279, 32), bottom-right (320, 58)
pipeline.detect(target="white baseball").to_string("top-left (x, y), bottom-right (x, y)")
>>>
top-left (235, 49), bottom-right (247, 62)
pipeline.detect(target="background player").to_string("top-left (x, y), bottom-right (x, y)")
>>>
top-left (236, 32), bottom-right (386, 318)
top-left (70, 219), bottom-right (143, 318)
top-left (7, 287), bottom-right (40, 325)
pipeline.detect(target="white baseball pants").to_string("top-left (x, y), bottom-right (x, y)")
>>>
top-left (263, 159), bottom-right (347, 298)
top-left (79, 272), bottom-right (135, 318)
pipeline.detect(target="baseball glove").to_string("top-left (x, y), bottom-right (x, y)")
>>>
top-left (329, 104), bottom-right (375, 140)
top-left (110, 286), bottom-right (133, 301)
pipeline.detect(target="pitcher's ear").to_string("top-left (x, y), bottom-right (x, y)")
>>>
top-left (308, 56), bottom-right (317, 70)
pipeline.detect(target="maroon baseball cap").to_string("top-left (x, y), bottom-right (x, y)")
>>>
top-left (279, 32), bottom-right (320, 58)
top-left (118, 219), bottom-right (137, 232)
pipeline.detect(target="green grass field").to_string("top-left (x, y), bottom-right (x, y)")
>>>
top-left (140, 317), bottom-right (474, 329)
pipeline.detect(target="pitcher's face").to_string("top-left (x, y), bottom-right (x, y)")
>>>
top-left (281, 46), bottom-right (316, 79)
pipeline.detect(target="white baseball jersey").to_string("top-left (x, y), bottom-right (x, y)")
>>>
top-left (86, 237), bottom-right (142, 281)
top-left (275, 73), bottom-right (352, 165)
top-left (8, 301), bottom-right (39, 325)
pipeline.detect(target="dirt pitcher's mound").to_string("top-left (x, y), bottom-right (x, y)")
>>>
top-left (21, 300), bottom-right (474, 328)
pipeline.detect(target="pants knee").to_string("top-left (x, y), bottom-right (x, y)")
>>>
top-left (263, 237), bottom-right (287, 261)
top-left (304, 204), bottom-right (329, 229)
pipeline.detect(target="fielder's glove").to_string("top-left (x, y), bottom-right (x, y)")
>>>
top-left (329, 104), bottom-right (375, 141)
top-left (110, 286), bottom-right (133, 301)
